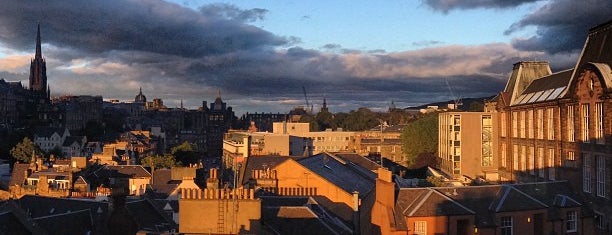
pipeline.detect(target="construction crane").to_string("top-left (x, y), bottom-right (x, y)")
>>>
top-left (446, 79), bottom-right (463, 109)
top-left (302, 86), bottom-right (313, 113)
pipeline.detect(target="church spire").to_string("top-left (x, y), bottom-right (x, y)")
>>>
top-left (35, 23), bottom-right (42, 59)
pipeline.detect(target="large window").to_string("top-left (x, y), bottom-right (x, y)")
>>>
top-left (512, 111), bottom-right (518, 138)
top-left (528, 110), bottom-right (534, 138)
top-left (566, 211), bottom-right (577, 233)
top-left (513, 145), bottom-right (519, 171)
top-left (501, 143), bottom-right (507, 168)
top-left (595, 103), bottom-right (604, 144)
top-left (583, 153), bottom-right (592, 193)
top-left (520, 111), bottom-right (526, 138)
top-left (529, 146), bottom-right (535, 175)
top-left (548, 148), bottom-right (555, 180)
top-left (582, 104), bottom-right (590, 142)
top-left (414, 221), bottom-right (427, 235)
top-left (501, 112), bottom-right (507, 137)
top-left (537, 109), bottom-right (544, 139)
top-left (597, 155), bottom-right (607, 197)
top-left (547, 108), bottom-right (555, 140)
top-left (538, 147), bottom-right (544, 177)
top-left (500, 216), bottom-right (513, 235)
top-left (482, 115), bottom-right (493, 167)
top-left (521, 146), bottom-right (527, 171)
top-left (568, 105), bottom-right (575, 142)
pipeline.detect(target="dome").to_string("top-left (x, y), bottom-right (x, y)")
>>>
top-left (135, 87), bottom-right (147, 103)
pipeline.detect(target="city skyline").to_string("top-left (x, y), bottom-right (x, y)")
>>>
top-left (0, 0), bottom-right (610, 114)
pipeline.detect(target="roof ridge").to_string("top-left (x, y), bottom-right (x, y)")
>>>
top-left (32, 208), bottom-right (91, 220)
top-left (509, 185), bottom-right (549, 208)
top-left (431, 189), bottom-right (476, 214)
top-left (407, 190), bottom-right (433, 216)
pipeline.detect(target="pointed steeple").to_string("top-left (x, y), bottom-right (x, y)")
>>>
top-left (35, 23), bottom-right (42, 59)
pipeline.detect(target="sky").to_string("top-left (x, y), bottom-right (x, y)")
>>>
top-left (0, 0), bottom-right (610, 115)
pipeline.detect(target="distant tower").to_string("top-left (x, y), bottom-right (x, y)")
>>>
top-left (134, 87), bottom-right (147, 103)
top-left (29, 24), bottom-right (48, 99)
top-left (321, 98), bottom-right (329, 113)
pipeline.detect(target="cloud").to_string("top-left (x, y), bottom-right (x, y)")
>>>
top-left (422, 0), bottom-right (539, 13)
top-left (412, 40), bottom-right (443, 47)
top-left (0, 0), bottom-right (592, 114)
top-left (505, 0), bottom-right (612, 54)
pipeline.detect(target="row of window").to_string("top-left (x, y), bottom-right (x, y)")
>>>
top-left (583, 154), bottom-right (608, 198)
top-left (504, 103), bottom-right (604, 144)
top-left (504, 144), bottom-right (557, 180)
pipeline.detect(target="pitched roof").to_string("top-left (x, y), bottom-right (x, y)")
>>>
top-left (512, 69), bottom-right (573, 105)
top-left (125, 199), bottom-right (177, 232)
top-left (240, 156), bottom-right (291, 185)
top-left (33, 127), bottom-right (68, 138)
top-left (62, 136), bottom-right (84, 147)
top-left (33, 209), bottom-right (93, 235)
top-left (96, 165), bottom-right (151, 178)
top-left (297, 153), bottom-right (376, 198)
top-left (9, 163), bottom-right (30, 186)
top-left (330, 152), bottom-right (380, 171)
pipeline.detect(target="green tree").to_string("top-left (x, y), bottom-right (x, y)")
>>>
top-left (171, 141), bottom-right (198, 165)
top-left (316, 110), bottom-right (334, 131)
top-left (10, 137), bottom-right (43, 163)
top-left (141, 154), bottom-right (176, 171)
top-left (468, 101), bottom-right (484, 112)
top-left (401, 113), bottom-right (438, 167)
top-left (342, 108), bottom-right (379, 131)
top-left (299, 114), bottom-right (319, 132)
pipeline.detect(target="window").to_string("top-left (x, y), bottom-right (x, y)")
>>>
top-left (482, 115), bottom-right (493, 167)
top-left (581, 104), bottom-right (590, 142)
top-left (513, 145), bottom-right (519, 171)
top-left (528, 109), bottom-right (534, 138)
top-left (512, 111), bottom-right (518, 138)
top-left (568, 105), bottom-right (575, 142)
top-left (566, 151), bottom-right (576, 168)
top-left (538, 147), bottom-right (544, 177)
top-left (501, 112), bottom-right (507, 137)
top-left (597, 155), bottom-right (606, 197)
top-left (529, 146), bottom-right (535, 175)
top-left (594, 211), bottom-right (606, 230)
top-left (548, 148), bottom-right (555, 180)
top-left (537, 109), bottom-right (544, 139)
top-left (566, 211), bottom-right (577, 232)
top-left (547, 108), bottom-right (555, 140)
top-left (414, 221), bottom-right (427, 235)
top-left (521, 146), bottom-right (527, 171)
top-left (501, 143), bottom-right (507, 168)
top-left (520, 111), bottom-right (526, 138)
top-left (595, 103), bottom-right (604, 144)
top-left (500, 216), bottom-right (513, 235)
top-left (583, 153), bottom-right (592, 193)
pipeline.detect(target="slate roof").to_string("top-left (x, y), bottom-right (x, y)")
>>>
top-left (33, 127), bottom-right (68, 138)
top-left (260, 196), bottom-right (353, 235)
top-left (297, 153), bottom-right (376, 199)
top-left (330, 152), bottom-right (380, 171)
top-left (239, 156), bottom-right (291, 185)
top-left (395, 181), bottom-right (586, 228)
top-left (0, 200), bottom-right (47, 235)
top-left (95, 165), bottom-right (151, 178)
top-left (33, 209), bottom-right (93, 235)
top-left (62, 136), bottom-right (84, 147)
top-left (152, 168), bottom-right (172, 185)
top-left (512, 69), bottom-right (572, 105)
top-left (125, 199), bottom-right (176, 232)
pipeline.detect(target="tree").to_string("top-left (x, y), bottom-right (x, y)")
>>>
top-left (141, 154), bottom-right (176, 172)
top-left (171, 141), bottom-right (198, 166)
top-left (401, 113), bottom-right (438, 168)
top-left (10, 137), bottom-right (43, 163)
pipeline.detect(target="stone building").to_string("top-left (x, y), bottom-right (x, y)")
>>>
top-left (493, 20), bottom-right (612, 233)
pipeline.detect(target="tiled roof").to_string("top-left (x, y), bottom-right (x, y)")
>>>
top-left (297, 153), bottom-right (376, 199)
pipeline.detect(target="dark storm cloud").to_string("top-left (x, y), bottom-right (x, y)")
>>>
top-left (0, 0), bottom-right (550, 113)
top-left (422, 0), bottom-right (539, 13)
top-left (0, 0), bottom-right (287, 57)
top-left (505, 0), bottom-right (612, 54)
